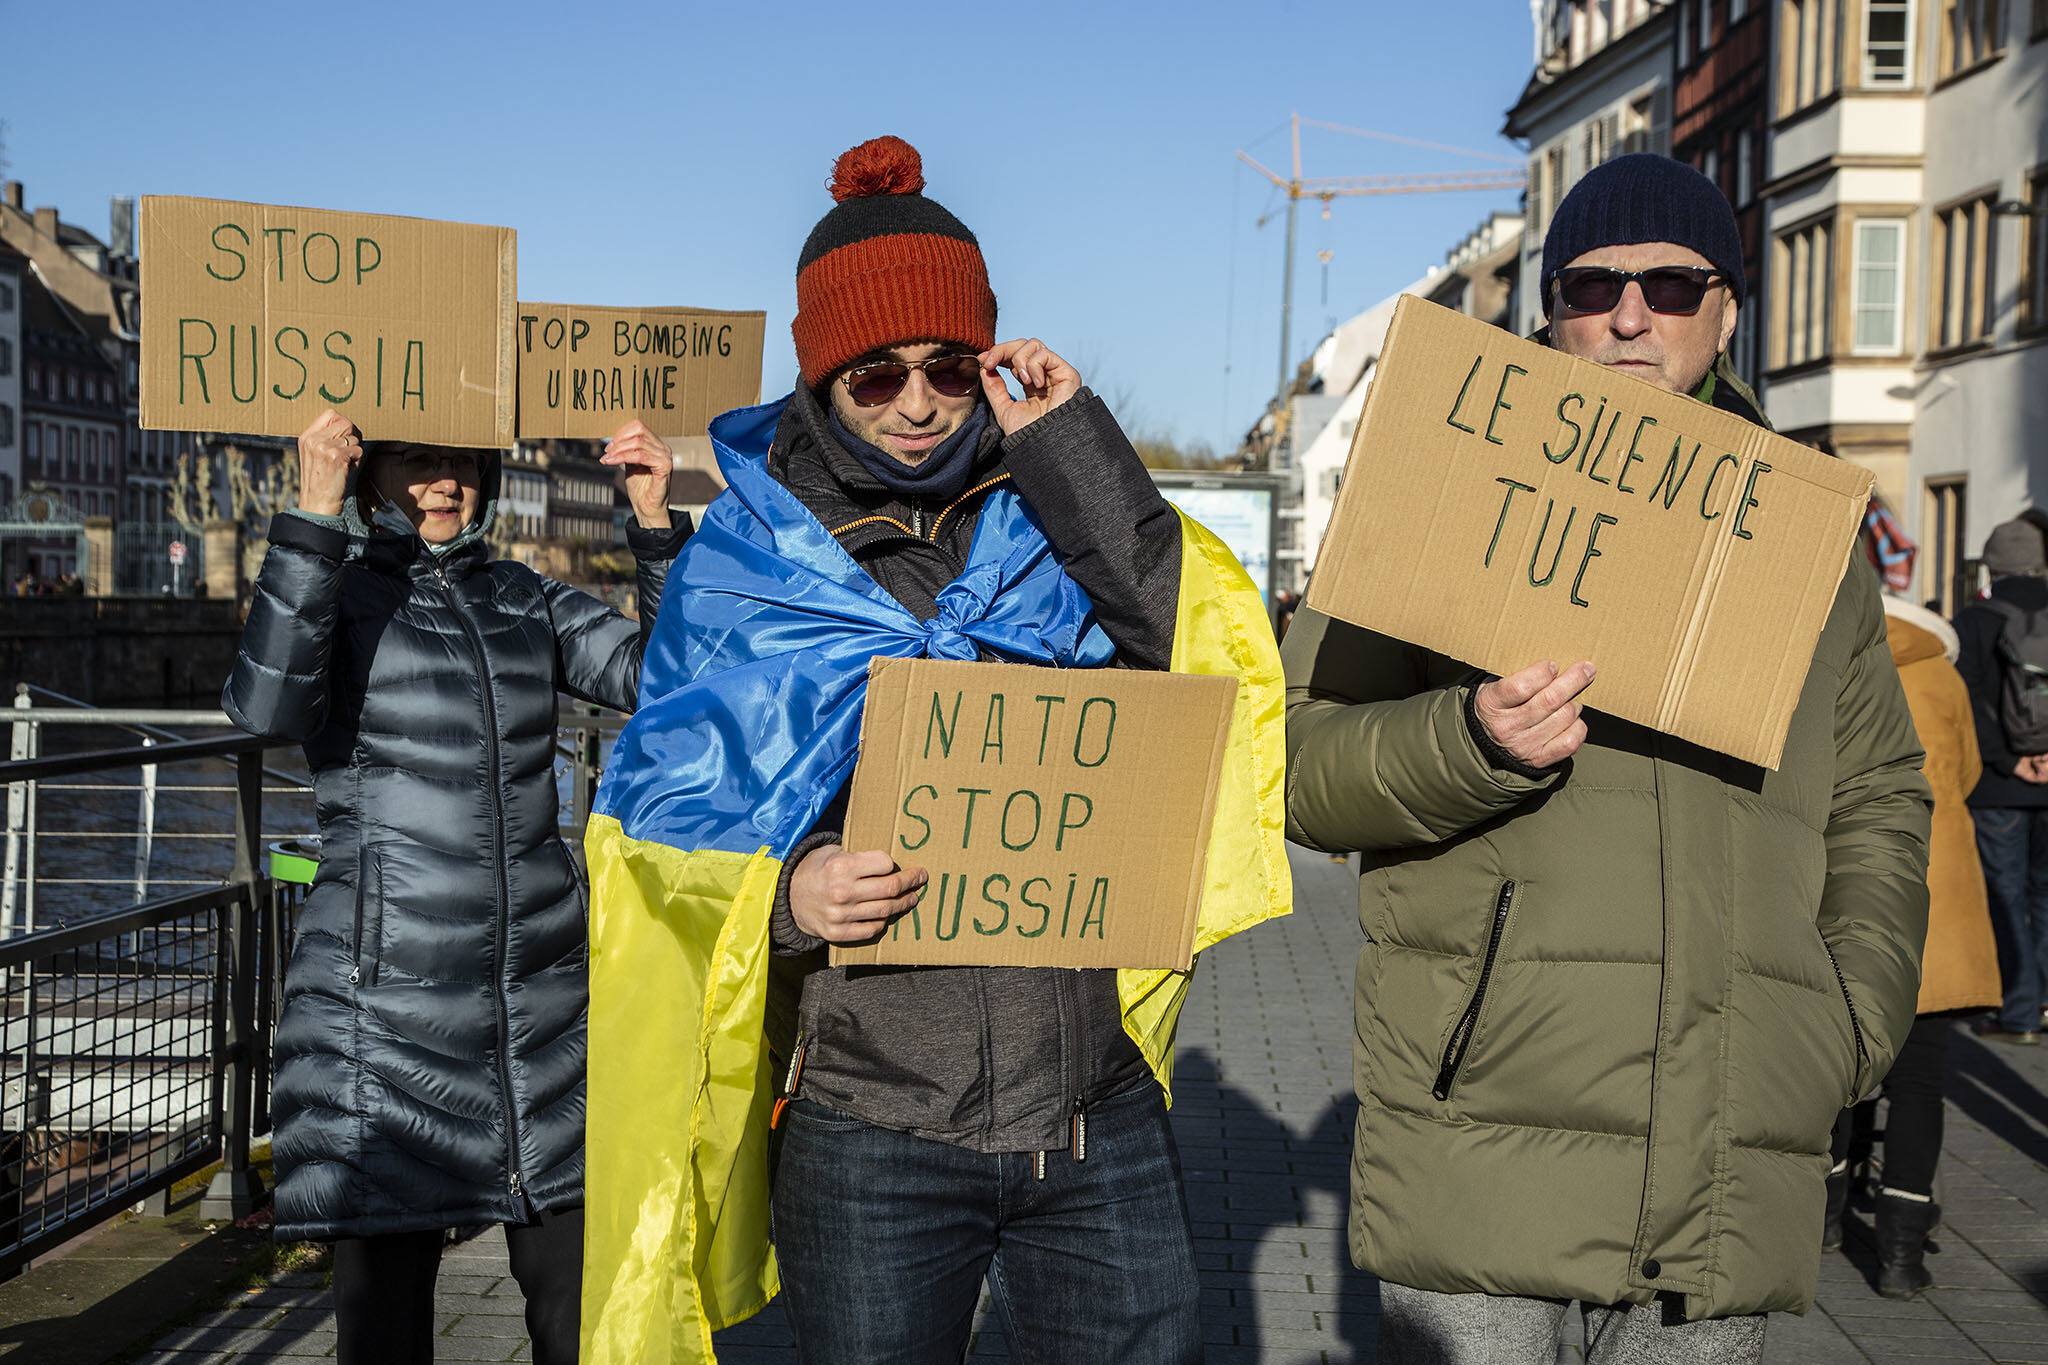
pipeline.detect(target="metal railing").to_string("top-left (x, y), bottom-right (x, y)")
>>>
top-left (0, 735), bottom-right (286, 1281)
top-left (0, 695), bottom-right (630, 1279)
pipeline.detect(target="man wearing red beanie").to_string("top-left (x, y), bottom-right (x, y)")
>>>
top-left (762, 136), bottom-right (1201, 1363)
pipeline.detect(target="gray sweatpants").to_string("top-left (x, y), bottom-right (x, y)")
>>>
top-left (1379, 1282), bottom-right (1767, 1365)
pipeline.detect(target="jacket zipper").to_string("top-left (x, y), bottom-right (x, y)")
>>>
top-left (1040, 971), bottom-right (1086, 1179)
top-left (1433, 881), bottom-right (1517, 1101)
top-left (434, 563), bottom-right (526, 1204)
top-left (348, 854), bottom-right (381, 987)
top-left (348, 847), bottom-right (370, 986)
top-left (1820, 939), bottom-right (1870, 1083)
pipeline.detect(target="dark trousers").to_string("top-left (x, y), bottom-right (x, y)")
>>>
top-left (330, 1206), bottom-right (583, 1365)
top-left (1832, 1015), bottom-right (1951, 1197)
top-left (1975, 805), bottom-right (2048, 1033)
top-left (769, 1081), bottom-right (1202, 1364)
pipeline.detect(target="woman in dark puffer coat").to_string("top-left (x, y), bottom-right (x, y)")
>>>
top-left (223, 407), bottom-right (687, 1365)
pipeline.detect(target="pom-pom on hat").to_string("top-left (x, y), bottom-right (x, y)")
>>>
top-left (793, 136), bottom-right (997, 390)
top-left (1540, 153), bottom-right (1746, 315)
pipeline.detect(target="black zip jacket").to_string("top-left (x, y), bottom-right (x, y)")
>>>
top-left (766, 383), bottom-right (1184, 1152)
top-left (223, 479), bottom-right (687, 1240)
top-left (1957, 573), bottom-right (2048, 809)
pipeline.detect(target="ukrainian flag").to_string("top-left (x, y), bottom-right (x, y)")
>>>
top-left (580, 399), bottom-right (1291, 1363)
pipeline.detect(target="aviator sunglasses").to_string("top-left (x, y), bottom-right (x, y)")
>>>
top-left (840, 353), bottom-right (984, 407)
top-left (1550, 265), bottom-right (1728, 316)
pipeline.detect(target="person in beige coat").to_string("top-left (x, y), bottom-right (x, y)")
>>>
top-left (1825, 596), bottom-right (2001, 1297)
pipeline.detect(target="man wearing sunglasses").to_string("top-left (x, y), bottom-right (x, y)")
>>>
top-left (1283, 153), bottom-right (1929, 1362)
top-left (737, 137), bottom-right (1200, 1362)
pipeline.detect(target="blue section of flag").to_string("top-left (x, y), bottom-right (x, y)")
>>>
top-left (595, 397), bottom-right (1115, 859)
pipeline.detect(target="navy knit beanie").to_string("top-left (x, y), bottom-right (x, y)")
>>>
top-left (1540, 154), bottom-right (1744, 315)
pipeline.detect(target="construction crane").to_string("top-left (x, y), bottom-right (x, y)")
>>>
top-left (1239, 114), bottom-right (1526, 401)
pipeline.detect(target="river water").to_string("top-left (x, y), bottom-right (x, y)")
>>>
top-left (3, 725), bottom-right (605, 936)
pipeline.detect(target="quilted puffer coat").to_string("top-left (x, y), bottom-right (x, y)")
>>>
top-left (224, 470), bottom-right (684, 1240)
top-left (1282, 364), bottom-right (1931, 1320)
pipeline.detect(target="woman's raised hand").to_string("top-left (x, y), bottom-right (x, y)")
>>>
top-left (296, 409), bottom-right (361, 518)
top-left (602, 420), bottom-right (673, 530)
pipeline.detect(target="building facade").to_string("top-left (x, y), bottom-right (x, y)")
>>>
top-left (1507, 1), bottom-right (1679, 334)
top-left (1671, 0), bottom-right (1774, 386)
top-left (0, 247), bottom-right (22, 511)
top-left (1906, 0), bottom-right (2048, 610)
top-left (1760, 0), bottom-right (2045, 611)
top-left (19, 268), bottom-right (124, 583)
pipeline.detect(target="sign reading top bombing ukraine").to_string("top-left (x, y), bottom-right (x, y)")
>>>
top-left (515, 303), bottom-right (766, 439)
top-left (1304, 297), bottom-right (1874, 770)
top-left (139, 196), bottom-right (517, 446)
top-left (833, 658), bottom-right (1237, 972)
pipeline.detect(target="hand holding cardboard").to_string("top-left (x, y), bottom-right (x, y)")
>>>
top-left (789, 846), bottom-right (928, 943)
top-left (1475, 659), bottom-right (1597, 768)
top-left (295, 408), bottom-right (362, 518)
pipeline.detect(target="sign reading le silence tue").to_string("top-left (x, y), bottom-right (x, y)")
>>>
top-left (1305, 297), bottom-right (1873, 770)
top-left (834, 658), bottom-right (1238, 972)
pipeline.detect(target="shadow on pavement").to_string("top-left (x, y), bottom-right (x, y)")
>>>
top-left (1175, 1047), bottom-right (1379, 1361)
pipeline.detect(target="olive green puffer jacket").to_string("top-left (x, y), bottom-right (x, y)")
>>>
top-left (1284, 400), bottom-right (1930, 1320)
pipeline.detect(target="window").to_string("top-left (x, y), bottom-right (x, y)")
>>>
top-left (1732, 0), bottom-right (1749, 18)
top-left (1773, 218), bottom-right (1833, 366)
top-left (0, 338), bottom-right (10, 376)
top-left (1702, 146), bottom-right (1721, 193)
top-left (1924, 477), bottom-right (1968, 614)
top-left (1700, 0), bottom-right (1716, 52)
top-left (1621, 91), bottom-right (1667, 155)
top-left (24, 422), bottom-right (39, 475)
top-left (65, 371), bottom-right (78, 402)
top-left (1735, 129), bottom-right (1755, 206)
top-left (1939, 0), bottom-right (2006, 76)
top-left (1931, 193), bottom-right (1997, 348)
top-left (0, 405), bottom-right (11, 448)
top-left (1781, 0), bottom-right (1843, 113)
top-left (25, 365), bottom-right (39, 398)
top-left (0, 281), bottom-right (12, 310)
top-left (1864, 0), bottom-right (1915, 82)
top-left (2022, 168), bottom-right (2048, 333)
top-left (1851, 220), bottom-right (1907, 353)
top-left (1680, 0), bottom-right (1696, 62)
top-left (66, 427), bottom-right (79, 478)
top-left (1544, 144), bottom-right (1566, 232)
top-left (85, 430), bottom-right (97, 478)
top-left (2035, 0), bottom-right (2047, 37)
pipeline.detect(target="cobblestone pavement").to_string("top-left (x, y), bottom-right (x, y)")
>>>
top-left (136, 846), bottom-right (2048, 1363)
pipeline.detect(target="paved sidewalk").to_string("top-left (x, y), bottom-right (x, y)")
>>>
top-left (134, 845), bottom-right (2048, 1362)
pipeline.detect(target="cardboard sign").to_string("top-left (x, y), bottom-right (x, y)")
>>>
top-left (832, 658), bottom-right (1237, 971)
top-left (139, 196), bottom-right (516, 446)
top-left (515, 303), bottom-right (766, 438)
top-left (1305, 297), bottom-right (1873, 770)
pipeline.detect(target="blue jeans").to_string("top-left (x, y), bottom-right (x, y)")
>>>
top-left (1976, 806), bottom-right (2048, 1032)
top-left (768, 1080), bottom-right (1202, 1364)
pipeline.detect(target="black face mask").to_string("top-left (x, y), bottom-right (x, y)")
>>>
top-left (825, 400), bottom-right (991, 506)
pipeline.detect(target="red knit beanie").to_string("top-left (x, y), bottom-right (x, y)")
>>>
top-left (792, 136), bottom-right (998, 390)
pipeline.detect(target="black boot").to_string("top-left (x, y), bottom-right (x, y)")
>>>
top-left (1822, 1165), bottom-right (1849, 1251)
top-left (1874, 1191), bottom-right (1939, 1298)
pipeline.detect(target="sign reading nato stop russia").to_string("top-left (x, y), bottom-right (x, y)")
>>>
top-left (139, 196), bottom-right (516, 447)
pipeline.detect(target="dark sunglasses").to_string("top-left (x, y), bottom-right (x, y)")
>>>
top-left (840, 353), bottom-right (983, 407)
top-left (393, 447), bottom-right (481, 480)
top-left (1550, 265), bottom-right (1728, 316)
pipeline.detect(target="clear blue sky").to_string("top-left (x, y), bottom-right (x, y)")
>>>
top-left (3, 0), bottom-right (1536, 452)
